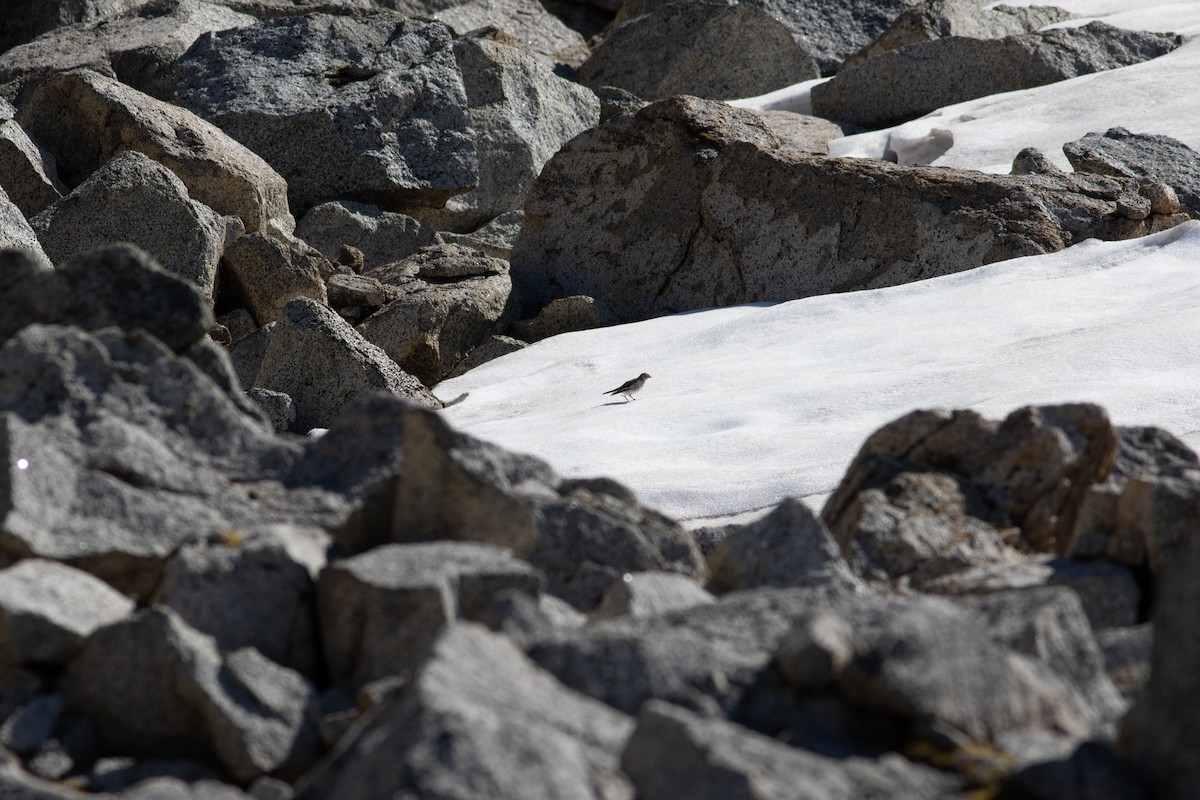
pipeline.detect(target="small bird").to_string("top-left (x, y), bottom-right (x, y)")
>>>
top-left (603, 372), bottom-right (651, 401)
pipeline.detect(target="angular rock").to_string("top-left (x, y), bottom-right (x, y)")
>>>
top-left (917, 555), bottom-right (1141, 632)
top-left (244, 387), bottom-right (295, 434)
top-left (17, 69), bottom-right (292, 233)
top-left (843, 0), bottom-right (1071, 69)
top-left (804, 596), bottom-right (1108, 743)
top-left (220, 232), bottom-right (329, 325)
top-left (509, 295), bottom-right (601, 343)
top-left (369, 406), bottom-right (706, 610)
top-left (581, 1), bottom-right (817, 101)
top-left (0, 755), bottom-right (97, 800)
top-left (296, 624), bottom-right (634, 800)
top-left (1065, 127), bottom-right (1200, 217)
top-left (433, 0), bottom-right (589, 65)
top-left (1096, 624), bottom-right (1151, 701)
top-left (591, 571), bottom-right (714, 621)
top-left (0, 693), bottom-right (64, 756)
top-left (0, 0), bottom-right (146, 54)
top-left (119, 777), bottom-right (256, 800)
top-left (1068, 425), bottom-right (1200, 570)
top-left (325, 273), bottom-right (394, 311)
top-left (357, 244), bottom-right (517, 384)
top-left (0, 0), bottom-right (256, 102)
top-left (295, 201), bottom-right (436, 270)
top-left (436, 208), bottom-right (525, 260)
top-left (318, 541), bottom-right (543, 690)
top-left (411, 29), bottom-right (599, 233)
top-left (705, 497), bottom-right (861, 594)
top-left (512, 97), bottom-right (1181, 323)
top-left (822, 405), bottom-right (1119, 558)
top-left (622, 700), bottom-right (963, 800)
top-left (0, 190), bottom-right (52, 271)
top-left (153, 525), bottom-right (328, 679)
top-left (752, 110), bottom-right (848, 156)
top-left (0, 244), bottom-right (214, 351)
top-left (63, 608), bottom-right (320, 782)
top-left (0, 104), bottom-right (64, 219)
top-left (174, 13), bottom-right (477, 215)
top-left (0, 560), bottom-right (135, 666)
top-left (247, 297), bottom-right (440, 431)
top-left (812, 23), bottom-right (1185, 128)
top-left (611, 0), bottom-right (917, 75)
top-left (31, 150), bottom-right (227, 297)
top-left (529, 587), bottom-right (844, 716)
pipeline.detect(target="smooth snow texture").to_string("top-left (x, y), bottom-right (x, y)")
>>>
top-left (829, 5), bottom-right (1200, 172)
top-left (437, 222), bottom-right (1200, 524)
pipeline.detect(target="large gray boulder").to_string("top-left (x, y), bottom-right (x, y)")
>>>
top-left (17, 69), bottom-right (293, 234)
top-left (511, 96), bottom-right (1183, 324)
top-left (356, 244), bottom-right (518, 384)
top-left (411, 29), bottom-right (599, 233)
top-left (812, 23), bottom-right (1185, 128)
top-left (318, 542), bottom-right (543, 690)
top-left (822, 405), bottom-right (1119, 560)
top-left (610, 0), bottom-right (922, 75)
top-left (0, 560), bottom-right (135, 666)
top-left (63, 607), bottom-right (321, 782)
top-left (0, 0), bottom-right (256, 101)
top-left (0, 101), bottom-right (64, 220)
top-left (152, 525), bottom-right (328, 679)
top-left (580, 1), bottom-right (819, 101)
top-left (295, 624), bottom-right (634, 800)
top-left (843, 0), bottom-right (1071, 69)
top-left (174, 12), bottom-right (477, 216)
top-left (1065, 127), bottom-right (1200, 218)
top-left (623, 701), bottom-right (963, 800)
top-left (705, 497), bottom-right (862, 594)
top-left (241, 297), bottom-right (441, 430)
top-left (30, 150), bottom-right (228, 297)
top-left (0, 190), bottom-right (52, 270)
top-left (0, 0), bottom-right (148, 54)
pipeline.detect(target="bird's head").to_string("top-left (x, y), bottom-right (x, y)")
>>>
top-left (640, 373), bottom-right (652, 380)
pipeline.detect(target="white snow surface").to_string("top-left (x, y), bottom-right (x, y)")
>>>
top-left (827, 2), bottom-right (1200, 172)
top-left (437, 222), bottom-right (1200, 525)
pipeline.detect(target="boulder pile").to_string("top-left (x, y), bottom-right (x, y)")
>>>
top-left (1, 0), bottom-right (1198, 798)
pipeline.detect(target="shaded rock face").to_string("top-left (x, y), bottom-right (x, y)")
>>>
top-left (812, 22), bottom-right (1186, 128)
top-left (0, 0), bottom-right (256, 102)
top-left (1065, 127), bottom-right (1200, 218)
top-left (31, 150), bottom-right (228, 298)
top-left (0, 190), bottom-right (53, 270)
top-left (432, 0), bottom-right (589, 66)
top-left (295, 624), bottom-right (635, 800)
top-left (295, 200), bottom-right (436, 270)
top-left (611, 0), bottom-right (921, 75)
top-left (822, 404), bottom-right (1119, 566)
top-left (0, 100), bottom-right (65, 221)
top-left (511, 96), bottom-right (1183, 324)
top-left (843, 0), bottom-right (1071, 69)
top-left (174, 12), bottom-right (477, 216)
top-left (580, 1), bottom-right (819, 101)
top-left (17, 68), bottom-right (293, 234)
top-left (410, 30), bottom-right (599, 233)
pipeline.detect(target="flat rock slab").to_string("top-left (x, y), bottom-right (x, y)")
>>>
top-left (511, 96), bottom-right (1183, 324)
top-left (18, 69), bottom-right (293, 233)
top-left (174, 12), bottom-right (477, 216)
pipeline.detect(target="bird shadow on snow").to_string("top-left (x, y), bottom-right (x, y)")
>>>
top-left (596, 400), bottom-right (635, 408)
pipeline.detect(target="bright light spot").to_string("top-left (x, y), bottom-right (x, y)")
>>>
top-left (16, 459), bottom-right (28, 471)
top-left (622, 573), bottom-right (633, 583)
